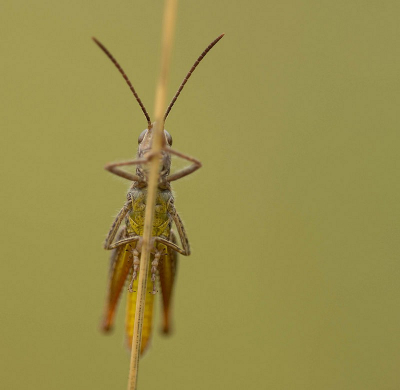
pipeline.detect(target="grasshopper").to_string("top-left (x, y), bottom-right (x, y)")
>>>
top-left (93, 34), bottom-right (224, 353)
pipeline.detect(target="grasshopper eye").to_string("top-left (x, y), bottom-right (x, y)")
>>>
top-left (164, 130), bottom-right (173, 146)
top-left (138, 130), bottom-right (147, 144)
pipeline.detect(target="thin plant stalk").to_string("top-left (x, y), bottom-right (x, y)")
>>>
top-left (127, 0), bottom-right (178, 389)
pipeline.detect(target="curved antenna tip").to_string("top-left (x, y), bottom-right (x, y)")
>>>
top-left (92, 36), bottom-right (152, 127)
top-left (163, 33), bottom-right (225, 121)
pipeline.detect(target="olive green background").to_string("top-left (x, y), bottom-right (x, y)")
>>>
top-left (1, 1), bottom-right (399, 389)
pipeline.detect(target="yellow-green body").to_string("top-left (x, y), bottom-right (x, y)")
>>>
top-left (127, 187), bottom-right (173, 239)
top-left (102, 184), bottom-right (178, 354)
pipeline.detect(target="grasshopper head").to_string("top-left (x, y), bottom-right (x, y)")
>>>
top-left (137, 127), bottom-right (172, 155)
top-left (136, 126), bottom-right (173, 179)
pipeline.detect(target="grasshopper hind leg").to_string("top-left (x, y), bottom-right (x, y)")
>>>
top-left (150, 249), bottom-right (164, 295)
top-left (128, 247), bottom-right (140, 293)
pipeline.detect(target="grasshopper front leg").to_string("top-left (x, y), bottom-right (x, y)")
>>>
top-left (165, 147), bottom-right (202, 182)
top-left (104, 156), bottom-right (149, 182)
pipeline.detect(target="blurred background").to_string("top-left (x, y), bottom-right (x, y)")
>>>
top-left (1, 1), bottom-right (399, 389)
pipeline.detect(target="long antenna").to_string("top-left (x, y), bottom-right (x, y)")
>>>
top-left (164, 33), bottom-right (224, 121)
top-left (92, 37), bottom-right (152, 129)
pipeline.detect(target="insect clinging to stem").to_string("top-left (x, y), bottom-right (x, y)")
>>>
top-left (93, 33), bottom-right (224, 353)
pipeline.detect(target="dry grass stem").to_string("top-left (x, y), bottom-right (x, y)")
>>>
top-left (127, 0), bottom-right (178, 389)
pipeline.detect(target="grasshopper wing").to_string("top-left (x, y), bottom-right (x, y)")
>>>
top-left (124, 230), bottom-right (178, 354)
top-left (159, 229), bottom-right (178, 334)
top-left (125, 258), bottom-right (155, 354)
top-left (101, 228), bottom-right (133, 332)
